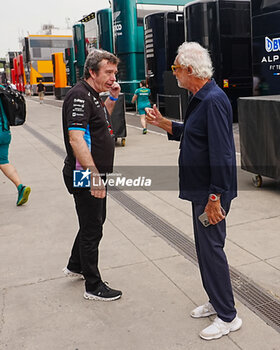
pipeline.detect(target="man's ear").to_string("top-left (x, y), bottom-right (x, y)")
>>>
top-left (187, 66), bottom-right (193, 74)
top-left (89, 69), bottom-right (96, 79)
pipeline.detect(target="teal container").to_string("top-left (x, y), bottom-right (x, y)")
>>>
top-left (65, 47), bottom-right (76, 86)
top-left (113, 0), bottom-right (144, 103)
top-left (73, 23), bottom-right (86, 79)
top-left (97, 8), bottom-right (114, 53)
top-left (112, 0), bottom-right (189, 104)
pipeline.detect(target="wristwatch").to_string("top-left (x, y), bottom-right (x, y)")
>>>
top-left (209, 194), bottom-right (220, 202)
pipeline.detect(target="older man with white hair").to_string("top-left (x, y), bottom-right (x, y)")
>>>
top-left (145, 42), bottom-right (241, 340)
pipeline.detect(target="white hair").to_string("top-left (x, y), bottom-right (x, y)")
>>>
top-left (177, 42), bottom-right (213, 79)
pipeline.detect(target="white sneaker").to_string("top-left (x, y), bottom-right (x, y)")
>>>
top-left (191, 302), bottom-right (216, 318)
top-left (62, 267), bottom-right (84, 279)
top-left (199, 316), bottom-right (242, 340)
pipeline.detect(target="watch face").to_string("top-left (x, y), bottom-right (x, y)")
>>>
top-left (209, 194), bottom-right (218, 201)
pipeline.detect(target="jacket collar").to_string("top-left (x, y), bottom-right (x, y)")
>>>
top-left (184, 79), bottom-right (216, 123)
top-left (194, 79), bottom-right (216, 101)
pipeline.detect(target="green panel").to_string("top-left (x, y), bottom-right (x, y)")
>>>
top-left (113, 0), bottom-right (137, 53)
top-left (65, 47), bottom-right (76, 86)
top-left (137, 26), bottom-right (144, 52)
top-left (118, 53), bottom-right (136, 81)
top-left (136, 53), bottom-right (145, 79)
top-left (97, 8), bottom-right (114, 53)
top-left (73, 23), bottom-right (86, 79)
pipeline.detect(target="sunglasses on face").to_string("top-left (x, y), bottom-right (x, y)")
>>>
top-left (171, 65), bottom-right (182, 72)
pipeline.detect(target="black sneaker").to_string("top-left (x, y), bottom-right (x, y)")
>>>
top-left (84, 282), bottom-right (122, 301)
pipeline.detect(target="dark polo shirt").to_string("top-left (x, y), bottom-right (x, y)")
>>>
top-left (62, 80), bottom-right (115, 176)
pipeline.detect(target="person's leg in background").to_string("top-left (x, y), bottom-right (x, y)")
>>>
top-left (0, 130), bottom-right (31, 206)
top-left (138, 109), bottom-right (147, 134)
top-left (39, 91), bottom-right (44, 104)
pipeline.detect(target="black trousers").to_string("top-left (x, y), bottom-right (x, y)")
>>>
top-left (64, 174), bottom-right (106, 291)
top-left (192, 200), bottom-right (236, 322)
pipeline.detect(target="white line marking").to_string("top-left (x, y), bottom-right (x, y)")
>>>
top-left (27, 99), bottom-right (62, 109)
top-left (126, 124), bottom-right (166, 136)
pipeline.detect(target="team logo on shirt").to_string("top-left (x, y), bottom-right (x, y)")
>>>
top-left (72, 99), bottom-right (85, 117)
top-left (73, 98), bottom-right (85, 104)
top-left (93, 96), bottom-right (100, 108)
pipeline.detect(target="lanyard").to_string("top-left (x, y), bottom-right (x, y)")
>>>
top-left (99, 97), bottom-right (114, 137)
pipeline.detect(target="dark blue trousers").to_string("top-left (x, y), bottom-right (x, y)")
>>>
top-left (192, 201), bottom-right (236, 322)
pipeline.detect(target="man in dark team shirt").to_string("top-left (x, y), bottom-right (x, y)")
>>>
top-left (62, 50), bottom-right (122, 301)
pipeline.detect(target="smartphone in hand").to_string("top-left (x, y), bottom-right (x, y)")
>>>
top-left (198, 207), bottom-right (226, 227)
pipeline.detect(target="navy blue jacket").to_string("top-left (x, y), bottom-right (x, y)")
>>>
top-left (168, 79), bottom-right (237, 204)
